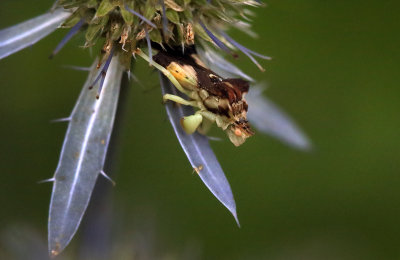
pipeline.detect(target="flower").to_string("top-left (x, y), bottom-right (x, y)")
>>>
top-left (0, 0), bottom-right (311, 256)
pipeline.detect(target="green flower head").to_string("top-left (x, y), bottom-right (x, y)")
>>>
top-left (57, 0), bottom-right (265, 63)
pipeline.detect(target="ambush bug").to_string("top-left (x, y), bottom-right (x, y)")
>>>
top-left (137, 46), bottom-right (254, 146)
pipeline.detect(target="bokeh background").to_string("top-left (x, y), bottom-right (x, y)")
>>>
top-left (1, 0), bottom-right (399, 259)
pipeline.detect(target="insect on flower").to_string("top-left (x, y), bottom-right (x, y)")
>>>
top-left (0, 0), bottom-right (312, 256)
top-left (150, 46), bottom-right (254, 146)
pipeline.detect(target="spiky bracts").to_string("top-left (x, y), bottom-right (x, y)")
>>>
top-left (56, 0), bottom-right (266, 69)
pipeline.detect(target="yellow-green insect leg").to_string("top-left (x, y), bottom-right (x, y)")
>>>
top-left (136, 49), bottom-right (190, 95)
top-left (163, 94), bottom-right (198, 107)
top-left (180, 113), bottom-right (203, 134)
top-left (198, 110), bottom-right (217, 122)
top-left (198, 118), bottom-right (213, 135)
top-left (199, 110), bottom-right (230, 130)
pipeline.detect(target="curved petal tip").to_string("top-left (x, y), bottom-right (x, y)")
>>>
top-left (231, 210), bottom-right (241, 228)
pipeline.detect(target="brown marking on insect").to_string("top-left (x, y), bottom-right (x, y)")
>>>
top-left (153, 47), bottom-right (254, 145)
top-left (101, 139), bottom-right (105, 145)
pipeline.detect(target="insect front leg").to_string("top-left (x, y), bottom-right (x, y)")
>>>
top-left (163, 94), bottom-right (198, 107)
top-left (163, 95), bottom-right (203, 134)
top-left (135, 49), bottom-right (191, 96)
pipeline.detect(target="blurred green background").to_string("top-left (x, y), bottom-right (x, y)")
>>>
top-left (1, 0), bottom-right (399, 259)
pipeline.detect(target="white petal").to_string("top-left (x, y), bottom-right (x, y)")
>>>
top-left (0, 8), bottom-right (70, 59)
top-left (48, 57), bottom-right (124, 256)
top-left (160, 73), bottom-right (239, 226)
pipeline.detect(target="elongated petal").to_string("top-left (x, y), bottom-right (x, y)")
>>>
top-left (246, 86), bottom-right (312, 150)
top-left (0, 8), bottom-right (70, 60)
top-left (48, 57), bottom-right (124, 256)
top-left (197, 47), bottom-right (254, 82)
top-left (159, 73), bottom-right (239, 225)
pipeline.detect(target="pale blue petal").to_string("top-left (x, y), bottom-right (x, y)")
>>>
top-left (159, 73), bottom-right (239, 226)
top-left (0, 8), bottom-right (70, 60)
top-left (197, 47), bottom-right (254, 82)
top-left (48, 57), bottom-right (124, 256)
top-left (246, 86), bottom-right (312, 150)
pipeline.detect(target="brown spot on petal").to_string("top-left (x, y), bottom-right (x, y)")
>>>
top-left (194, 165), bottom-right (203, 174)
